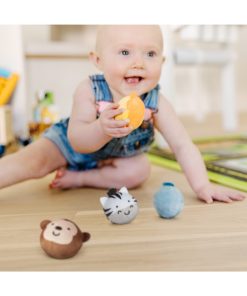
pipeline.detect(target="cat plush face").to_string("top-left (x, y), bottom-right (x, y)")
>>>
top-left (100, 187), bottom-right (139, 224)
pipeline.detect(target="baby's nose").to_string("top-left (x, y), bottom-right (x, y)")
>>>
top-left (132, 54), bottom-right (144, 68)
top-left (55, 226), bottom-right (62, 230)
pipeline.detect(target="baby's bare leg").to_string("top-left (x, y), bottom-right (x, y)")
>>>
top-left (50, 154), bottom-right (151, 189)
top-left (0, 138), bottom-right (67, 189)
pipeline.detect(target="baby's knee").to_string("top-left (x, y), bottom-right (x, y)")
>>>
top-left (28, 156), bottom-right (51, 178)
top-left (121, 156), bottom-right (151, 188)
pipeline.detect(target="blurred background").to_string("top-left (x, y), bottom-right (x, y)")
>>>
top-left (0, 25), bottom-right (247, 150)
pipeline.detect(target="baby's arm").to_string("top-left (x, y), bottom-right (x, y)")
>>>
top-left (154, 94), bottom-right (246, 203)
top-left (68, 79), bottom-right (131, 153)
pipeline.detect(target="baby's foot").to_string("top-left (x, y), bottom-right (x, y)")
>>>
top-left (49, 168), bottom-right (84, 189)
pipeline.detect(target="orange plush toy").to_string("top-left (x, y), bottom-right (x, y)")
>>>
top-left (40, 219), bottom-right (90, 259)
top-left (115, 92), bottom-right (145, 129)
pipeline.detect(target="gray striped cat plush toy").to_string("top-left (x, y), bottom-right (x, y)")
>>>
top-left (100, 187), bottom-right (139, 224)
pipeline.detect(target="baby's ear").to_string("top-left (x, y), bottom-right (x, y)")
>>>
top-left (89, 51), bottom-right (102, 70)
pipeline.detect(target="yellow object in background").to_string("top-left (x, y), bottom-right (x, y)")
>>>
top-left (115, 92), bottom-right (145, 129)
top-left (0, 73), bottom-right (19, 106)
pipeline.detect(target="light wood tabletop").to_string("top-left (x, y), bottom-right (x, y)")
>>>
top-left (0, 162), bottom-right (247, 271)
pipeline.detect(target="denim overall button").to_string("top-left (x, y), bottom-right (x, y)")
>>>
top-left (134, 141), bottom-right (140, 149)
top-left (141, 121), bottom-right (149, 129)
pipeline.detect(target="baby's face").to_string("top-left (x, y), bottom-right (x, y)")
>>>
top-left (94, 25), bottom-right (164, 100)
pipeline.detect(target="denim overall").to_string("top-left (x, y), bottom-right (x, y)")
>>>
top-left (43, 74), bottom-right (159, 171)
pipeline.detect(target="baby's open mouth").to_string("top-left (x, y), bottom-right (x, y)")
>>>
top-left (124, 76), bottom-right (143, 84)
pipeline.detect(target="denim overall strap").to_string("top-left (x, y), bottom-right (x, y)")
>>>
top-left (90, 74), bottom-right (113, 102)
top-left (141, 84), bottom-right (160, 111)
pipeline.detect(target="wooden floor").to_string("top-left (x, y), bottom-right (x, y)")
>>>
top-left (1, 113), bottom-right (247, 271)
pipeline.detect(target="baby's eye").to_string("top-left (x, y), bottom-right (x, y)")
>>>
top-left (147, 51), bottom-right (156, 57)
top-left (67, 227), bottom-right (71, 231)
top-left (120, 50), bottom-right (129, 56)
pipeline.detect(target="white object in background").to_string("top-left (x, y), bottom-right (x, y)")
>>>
top-left (0, 106), bottom-right (14, 145)
top-left (228, 26), bottom-right (238, 43)
top-left (200, 25), bottom-right (215, 42)
top-left (190, 66), bottom-right (209, 122)
top-left (216, 26), bottom-right (228, 43)
top-left (0, 25), bottom-right (29, 139)
top-left (174, 48), bottom-right (232, 65)
top-left (173, 47), bottom-right (238, 131)
top-left (179, 26), bottom-right (200, 40)
top-left (159, 26), bottom-right (175, 102)
top-left (221, 58), bottom-right (238, 131)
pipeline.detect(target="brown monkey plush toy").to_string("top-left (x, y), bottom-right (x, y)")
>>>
top-left (40, 219), bottom-right (90, 259)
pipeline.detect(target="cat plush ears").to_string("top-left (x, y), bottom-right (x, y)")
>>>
top-left (100, 196), bottom-right (107, 208)
top-left (107, 187), bottom-right (128, 197)
top-left (100, 187), bottom-right (129, 207)
top-left (118, 187), bottom-right (128, 195)
top-left (107, 188), bottom-right (118, 197)
top-left (99, 189), bottom-right (113, 208)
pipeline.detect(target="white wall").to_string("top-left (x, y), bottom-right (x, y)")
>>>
top-left (0, 25), bottom-right (29, 138)
top-left (26, 58), bottom-right (97, 119)
top-left (22, 25), bottom-right (51, 43)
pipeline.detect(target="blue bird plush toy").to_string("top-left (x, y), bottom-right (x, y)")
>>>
top-left (154, 182), bottom-right (184, 219)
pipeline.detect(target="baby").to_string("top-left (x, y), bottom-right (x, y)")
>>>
top-left (0, 25), bottom-right (245, 204)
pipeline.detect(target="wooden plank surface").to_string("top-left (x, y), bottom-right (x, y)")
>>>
top-left (0, 164), bottom-right (246, 271)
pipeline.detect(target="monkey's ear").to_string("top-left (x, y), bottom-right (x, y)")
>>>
top-left (40, 220), bottom-right (51, 230)
top-left (82, 232), bottom-right (91, 243)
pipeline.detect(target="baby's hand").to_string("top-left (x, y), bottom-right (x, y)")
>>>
top-left (99, 103), bottom-right (132, 138)
top-left (196, 183), bottom-right (246, 204)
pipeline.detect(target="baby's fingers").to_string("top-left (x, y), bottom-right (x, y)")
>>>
top-left (197, 183), bottom-right (246, 204)
top-left (212, 194), bottom-right (233, 203)
top-left (100, 102), bottom-right (121, 116)
top-left (108, 118), bottom-right (129, 128)
top-left (227, 191), bottom-right (246, 201)
top-left (103, 102), bottom-right (119, 110)
top-left (197, 192), bottom-right (213, 204)
top-left (107, 127), bottom-right (132, 137)
top-left (105, 108), bottom-right (125, 119)
top-left (198, 192), bottom-right (232, 203)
